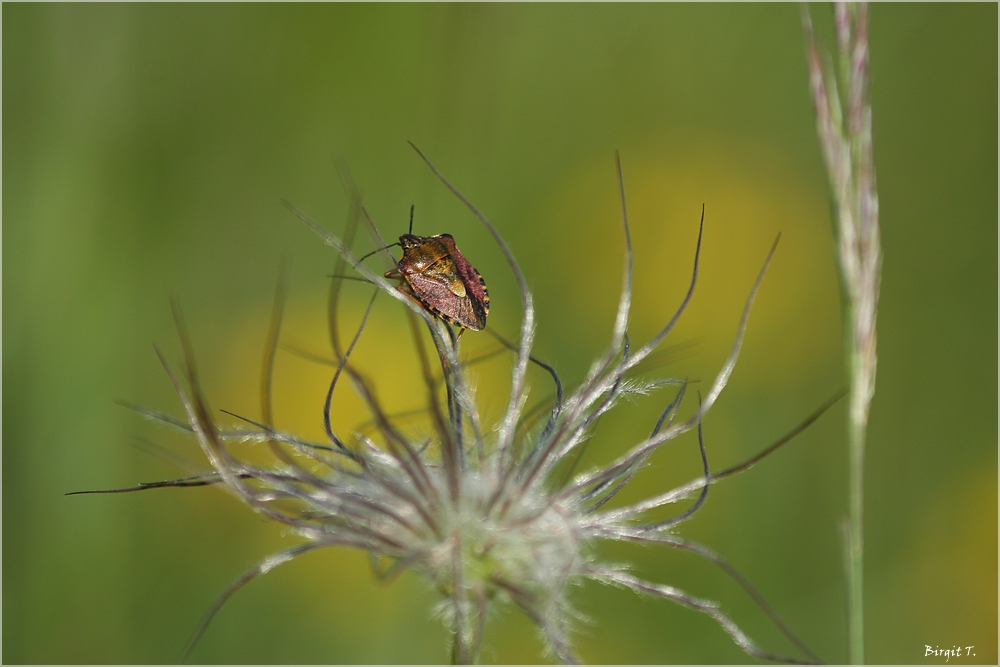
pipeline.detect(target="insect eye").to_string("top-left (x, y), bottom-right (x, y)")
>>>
top-left (439, 233), bottom-right (453, 240)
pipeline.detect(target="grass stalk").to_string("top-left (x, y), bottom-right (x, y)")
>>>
top-left (802, 4), bottom-right (882, 663)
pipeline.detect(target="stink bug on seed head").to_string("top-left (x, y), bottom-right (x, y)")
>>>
top-left (382, 207), bottom-right (490, 331)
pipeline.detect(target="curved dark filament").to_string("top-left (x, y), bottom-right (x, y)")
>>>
top-left (485, 326), bottom-right (564, 440)
top-left (283, 334), bottom-right (508, 379)
top-left (218, 409), bottom-right (357, 463)
top-left (565, 207), bottom-right (702, 470)
top-left (583, 381), bottom-right (689, 512)
top-left (282, 182), bottom-right (469, 509)
top-left (181, 543), bottom-right (323, 660)
top-left (631, 389), bottom-right (847, 535)
top-left (707, 389), bottom-right (847, 483)
top-left (621, 203), bottom-right (704, 374)
top-left (223, 402), bottom-right (443, 539)
top-left (332, 342), bottom-right (443, 525)
top-left (114, 401), bottom-right (348, 459)
top-left (322, 288), bottom-right (379, 450)
top-left (326, 181), bottom-right (364, 359)
top-left (340, 224), bottom-right (437, 495)
top-left (502, 155), bottom-right (637, 507)
top-left (510, 392), bottom-right (559, 456)
top-left (280, 332), bottom-right (508, 470)
top-left (261, 267), bottom-right (324, 477)
top-left (318, 181), bottom-right (375, 455)
top-left (66, 472), bottom-right (237, 495)
top-left (357, 364), bottom-right (440, 488)
top-left (588, 566), bottom-right (816, 665)
top-left (285, 193), bottom-right (444, 525)
top-left (562, 227), bottom-right (774, 502)
top-left (480, 154), bottom-right (639, 522)
top-left (634, 391), bottom-right (710, 530)
top-left (153, 342), bottom-right (307, 532)
top-left (614, 531), bottom-right (824, 664)
top-left (580, 389), bottom-right (845, 522)
top-left (346, 363), bottom-right (444, 524)
top-left (671, 537), bottom-right (824, 664)
top-left (568, 207), bottom-right (703, 456)
top-left (559, 150), bottom-right (636, 430)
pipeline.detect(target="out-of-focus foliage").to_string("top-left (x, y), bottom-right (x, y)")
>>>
top-left (4, 4), bottom-right (995, 664)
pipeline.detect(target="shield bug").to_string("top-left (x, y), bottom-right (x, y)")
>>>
top-left (383, 207), bottom-right (489, 331)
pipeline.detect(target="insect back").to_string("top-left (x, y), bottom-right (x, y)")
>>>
top-left (383, 212), bottom-right (489, 331)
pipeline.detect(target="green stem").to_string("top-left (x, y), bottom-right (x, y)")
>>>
top-left (846, 347), bottom-right (866, 665)
top-left (841, 265), bottom-right (873, 664)
top-left (836, 229), bottom-right (868, 666)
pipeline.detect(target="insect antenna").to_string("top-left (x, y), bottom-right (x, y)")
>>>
top-left (325, 273), bottom-right (377, 284)
top-left (356, 242), bottom-right (400, 264)
top-left (360, 207), bottom-right (399, 271)
top-left (408, 203), bottom-right (414, 234)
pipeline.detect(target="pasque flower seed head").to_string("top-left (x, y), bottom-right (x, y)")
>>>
top-left (75, 146), bottom-right (837, 664)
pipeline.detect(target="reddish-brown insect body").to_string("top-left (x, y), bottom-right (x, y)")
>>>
top-left (385, 233), bottom-right (490, 331)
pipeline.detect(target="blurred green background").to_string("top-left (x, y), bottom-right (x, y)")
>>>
top-left (4, 4), bottom-right (996, 664)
